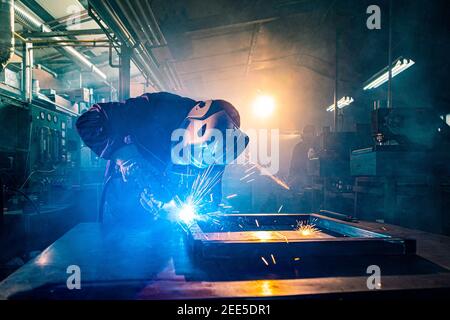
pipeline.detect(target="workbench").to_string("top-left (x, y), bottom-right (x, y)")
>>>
top-left (0, 218), bottom-right (449, 299)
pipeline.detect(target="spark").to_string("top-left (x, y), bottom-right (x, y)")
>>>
top-left (246, 178), bottom-right (255, 183)
top-left (188, 164), bottom-right (222, 207)
top-left (277, 205), bottom-right (283, 213)
top-left (294, 257), bottom-right (300, 261)
top-left (261, 256), bottom-right (269, 266)
top-left (174, 164), bottom-right (222, 224)
top-left (255, 219), bottom-right (260, 227)
top-left (244, 155), bottom-right (290, 190)
top-left (240, 171), bottom-right (256, 181)
top-left (270, 254), bottom-right (276, 264)
top-left (238, 224), bottom-right (244, 229)
top-left (274, 231), bottom-right (289, 243)
top-left (296, 221), bottom-right (319, 237)
top-left (226, 194), bottom-right (238, 199)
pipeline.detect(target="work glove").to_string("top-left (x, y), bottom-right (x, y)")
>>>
top-left (113, 145), bottom-right (143, 183)
top-left (140, 188), bottom-right (164, 220)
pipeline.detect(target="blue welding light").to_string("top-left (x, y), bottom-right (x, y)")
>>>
top-left (178, 203), bottom-right (197, 224)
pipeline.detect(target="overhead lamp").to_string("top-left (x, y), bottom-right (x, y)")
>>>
top-left (252, 95), bottom-right (275, 118)
top-left (363, 57), bottom-right (415, 90)
top-left (326, 96), bottom-right (354, 112)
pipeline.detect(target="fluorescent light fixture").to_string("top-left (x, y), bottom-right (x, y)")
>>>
top-left (14, 3), bottom-right (108, 81)
top-left (326, 96), bottom-right (354, 112)
top-left (363, 57), bottom-right (415, 90)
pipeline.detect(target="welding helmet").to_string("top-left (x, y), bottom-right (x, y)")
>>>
top-left (171, 99), bottom-right (249, 168)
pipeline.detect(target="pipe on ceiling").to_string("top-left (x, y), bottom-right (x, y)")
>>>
top-left (0, 0), bottom-right (14, 71)
top-left (14, 1), bottom-right (109, 83)
top-left (89, 0), bottom-right (182, 91)
top-left (88, 0), bottom-right (164, 90)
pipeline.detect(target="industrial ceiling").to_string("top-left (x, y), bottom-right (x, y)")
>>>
top-left (13, 0), bottom-right (450, 129)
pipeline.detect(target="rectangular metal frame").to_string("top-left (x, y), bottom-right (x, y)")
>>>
top-left (181, 213), bottom-right (416, 260)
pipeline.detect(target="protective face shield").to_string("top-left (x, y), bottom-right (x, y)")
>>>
top-left (172, 100), bottom-right (249, 168)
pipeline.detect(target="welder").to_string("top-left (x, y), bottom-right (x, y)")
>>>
top-left (76, 92), bottom-right (247, 225)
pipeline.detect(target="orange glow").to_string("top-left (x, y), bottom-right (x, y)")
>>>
top-left (253, 231), bottom-right (273, 241)
top-left (296, 221), bottom-right (319, 237)
top-left (252, 95), bottom-right (275, 118)
top-left (260, 280), bottom-right (273, 295)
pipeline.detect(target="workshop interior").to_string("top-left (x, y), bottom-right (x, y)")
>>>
top-left (0, 0), bottom-right (450, 301)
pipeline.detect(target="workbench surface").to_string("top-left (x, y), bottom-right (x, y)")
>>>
top-left (1, 219), bottom-right (449, 299)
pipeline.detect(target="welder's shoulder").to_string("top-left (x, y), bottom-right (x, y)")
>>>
top-left (141, 91), bottom-right (196, 107)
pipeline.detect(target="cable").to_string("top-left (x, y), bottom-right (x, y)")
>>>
top-left (7, 188), bottom-right (41, 215)
top-left (19, 169), bottom-right (56, 190)
top-left (98, 175), bottom-right (113, 223)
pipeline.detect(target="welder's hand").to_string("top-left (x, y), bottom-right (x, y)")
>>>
top-left (161, 199), bottom-right (179, 221)
top-left (140, 188), bottom-right (163, 220)
top-left (113, 145), bottom-right (142, 183)
top-left (117, 158), bottom-right (142, 183)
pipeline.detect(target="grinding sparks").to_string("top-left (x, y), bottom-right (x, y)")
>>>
top-left (255, 219), bottom-right (260, 227)
top-left (296, 221), bottom-right (319, 237)
top-left (277, 205), bottom-right (283, 213)
top-left (294, 257), bottom-right (300, 261)
top-left (226, 194), bottom-right (238, 199)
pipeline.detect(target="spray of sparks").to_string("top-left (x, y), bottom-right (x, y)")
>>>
top-left (242, 154), bottom-right (290, 190)
top-left (174, 164), bottom-right (223, 223)
top-left (296, 221), bottom-right (319, 237)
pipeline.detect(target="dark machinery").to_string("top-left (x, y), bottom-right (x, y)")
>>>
top-left (351, 108), bottom-right (450, 234)
top-left (306, 125), bottom-right (372, 214)
top-left (0, 101), bottom-right (80, 212)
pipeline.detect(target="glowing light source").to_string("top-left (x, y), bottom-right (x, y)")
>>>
top-left (326, 96), bottom-right (354, 112)
top-left (252, 95), bottom-right (275, 118)
top-left (178, 203), bottom-right (197, 224)
top-left (363, 57), bottom-right (415, 90)
top-left (253, 231), bottom-right (273, 241)
top-left (260, 280), bottom-right (273, 295)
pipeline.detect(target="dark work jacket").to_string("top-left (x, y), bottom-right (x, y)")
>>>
top-left (76, 92), bottom-right (197, 175)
